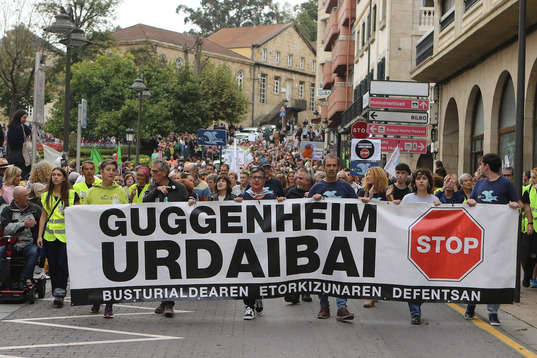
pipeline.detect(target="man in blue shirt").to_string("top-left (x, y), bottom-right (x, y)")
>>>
top-left (465, 153), bottom-right (522, 326)
top-left (308, 154), bottom-right (356, 321)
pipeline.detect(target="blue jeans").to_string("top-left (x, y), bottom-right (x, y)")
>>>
top-left (0, 244), bottom-right (39, 279)
top-left (408, 301), bottom-right (423, 317)
top-left (318, 295), bottom-right (347, 309)
top-left (467, 303), bottom-right (500, 315)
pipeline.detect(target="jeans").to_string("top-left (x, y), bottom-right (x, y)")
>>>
top-left (318, 295), bottom-right (347, 309)
top-left (0, 244), bottom-right (39, 279)
top-left (408, 301), bottom-right (423, 317)
top-left (467, 303), bottom-right (500, 315)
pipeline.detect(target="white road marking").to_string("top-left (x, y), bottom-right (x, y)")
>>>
top-left (0, 337), bottom-right (181, 351)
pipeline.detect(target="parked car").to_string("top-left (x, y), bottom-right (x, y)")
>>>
top-left (241, 127), bottom-right (263, 140)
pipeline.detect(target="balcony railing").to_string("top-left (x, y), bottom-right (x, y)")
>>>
top-left (338, 0), bottom-right (356, 27)
top-left (324, 8), bottom-right (340, 51)
top-left (327, 82), bottom-right (353, 121)
top-left (341, 96), bottom-right (363, 127)
top-left (322, 60), bottom-right (334, 89)
top-left (420, 7), bottom-right (434, 27)
top-left (325, 0), bottom-right (337, 14)
top-left (416, 28), bottom-right (434, 66)
top-left (332, 36), bottom-right (355, 76)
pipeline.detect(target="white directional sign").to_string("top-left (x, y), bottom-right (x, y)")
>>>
top-left (368, 111), bottom-right (429, 124)
top-left (367, 123), bottom-right (427, 137)
top-left (370, 81), bottom-right (429, 97)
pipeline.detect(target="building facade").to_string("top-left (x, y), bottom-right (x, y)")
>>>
top-left (412, 0), bottom-right (537, 175)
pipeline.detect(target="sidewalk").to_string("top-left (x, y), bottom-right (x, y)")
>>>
top-left (501, 286), bottom-right (537, 328)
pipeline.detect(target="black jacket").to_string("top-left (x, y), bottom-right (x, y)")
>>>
top-left (143, 179), bottom-right (189, 203)
top-left (0, 200), bottom-right (42, 243)
top-left (210, 192), bottom-right (236, 201)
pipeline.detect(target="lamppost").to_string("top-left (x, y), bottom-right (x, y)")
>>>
top-left (129, 76), bottom-right (151, 166)
top-left (126, 128), bottom-right (135, 162)
top-left (46, 9), bottom-right (90, 161)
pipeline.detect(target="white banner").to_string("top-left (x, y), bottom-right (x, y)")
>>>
top-left (65, 200), bottom-right (518, 305)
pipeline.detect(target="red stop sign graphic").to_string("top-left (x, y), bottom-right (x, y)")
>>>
top-left (408, 208), bottom-right (484, 281)
top-left (360, 149), bottom-right (369, 157)
top-left (352, 121), bottom-right (368, 139)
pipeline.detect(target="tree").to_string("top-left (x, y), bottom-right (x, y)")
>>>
top-left (177, 0), bottom-right (293, 36)
top-left (292, 0), bottom-right (317, 42)
top-left (200, 63), bottom-right (249, 125)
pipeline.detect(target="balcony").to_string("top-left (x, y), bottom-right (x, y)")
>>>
top-left (337, 0), bottom-right (356, 27)
top-left (332, 36), bottom-right (355, 76)
top-left (324, 0), bottom-right (337, 14)
top-left (323, 8), bottom-right (340, 51)
top-left (322, 60), bottom-right (334, 89)
top-left (415, 29), bottom-right (433, 67)
top-left (341, 97), bottom-right (363, 127)
top-left (412, 0), bottom-right (537, 83)
top-left (420, 7), bottom-right (434, 27)
top-left (321, 105), bottom-right (328, 120)
top-left (327, 82), bottom-right (353, 123)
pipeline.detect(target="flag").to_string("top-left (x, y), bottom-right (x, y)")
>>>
top-left (384, 145), bottom-right (400, 177)
top-left (117, 143), bottom-right (122, 168)
top-left (90, 146), bottom-right (103, 173)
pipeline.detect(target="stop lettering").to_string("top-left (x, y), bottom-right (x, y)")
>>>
top-left (408, 208), bottom-right (484, 281)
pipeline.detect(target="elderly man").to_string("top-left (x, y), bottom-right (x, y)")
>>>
top-left (0, 187), bottom-right (41, 289)
top-left (184, 163), bottom-right (210, 201)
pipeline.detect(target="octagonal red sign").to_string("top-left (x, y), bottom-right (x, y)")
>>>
top-left (408, 208), bottom-right (484, 281)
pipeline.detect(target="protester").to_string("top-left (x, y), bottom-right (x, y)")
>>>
top-left (211, 175), bottom-right (235, 201)
top-left (458, 173), bottom-right (474, 202)
top-left (386, 163), bottom-right (412, 201)
top-left (464, 153), bottom-right (522, 326)
top-left (184, 163), bottom-right (210, 201)
top-left (0, 158), bottom-right (14, 189)
top-left (308, 154), bottom-right (355, 321)
top-left (73, 161), bottom-right (102, 204)
top-left (84, 159), bottom-right (129, 318)
top-left (522, 168), bottom-right (537, 288)
top-left (232, 171), bottom-right (249, 196)
top-left (130, 166), bottom-right (150, 203)
top-left (6, 110), bottom-right (32, 178)
top-left (2, 166), bottom-right (22, 204)
top-left (435, 174), bottom-right (465, 204)
top-left (37, 167), bottom-right (80, 307)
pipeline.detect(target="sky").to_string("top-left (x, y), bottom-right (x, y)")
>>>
top-left (116, 0), bottom-right (306, 33)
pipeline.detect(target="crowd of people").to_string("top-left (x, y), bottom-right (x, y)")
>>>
top-left (0, 109), bottom-right (530, 325)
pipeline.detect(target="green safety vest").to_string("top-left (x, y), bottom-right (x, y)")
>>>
top-left (73, 178), bottom-right (102, 204)
top-left (523, 184), bottom-right (535, 233)
top-left (41, 190), bottom-right (76, 243)
top-left (130, 183), bottom-right (149, 203)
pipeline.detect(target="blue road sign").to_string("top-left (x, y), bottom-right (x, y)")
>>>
top-left (197, 129), bottom-right (227, 146)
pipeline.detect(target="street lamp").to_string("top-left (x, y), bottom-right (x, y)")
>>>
top-left (126, 128), bottom-right (135, 162)
top-left (129, 76), bottom-right (152, 166)
top-left (46, 9), bottom-right (90, 161)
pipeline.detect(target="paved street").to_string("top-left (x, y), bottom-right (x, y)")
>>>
top-left (0, 286), bottom-right (536, 357)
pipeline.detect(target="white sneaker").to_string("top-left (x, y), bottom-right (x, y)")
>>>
top-left (244, 306), bottom-right (255, 320)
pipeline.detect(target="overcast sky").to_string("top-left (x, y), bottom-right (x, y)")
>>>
top-left (116, 0), bottom-right (305, 33)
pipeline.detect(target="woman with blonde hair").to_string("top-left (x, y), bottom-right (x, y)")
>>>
top-left (2, 166), bottom-right (22, 203)
top-left (27, 161), bottom-right (53, 189)
top-left (357, 166), bottom-right (389, 202)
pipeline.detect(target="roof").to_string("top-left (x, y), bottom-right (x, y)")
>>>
top-left (208, 23), bottom-right (291, 48)
top-left (113, 24), bottom-right (252, 62)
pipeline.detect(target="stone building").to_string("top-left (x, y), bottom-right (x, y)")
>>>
top-left (412, 0), bottom-right (537, 175)
top-left (209, 23), bottom-right (317, 127)
top-left (113, 23), bottom-right (317, 128)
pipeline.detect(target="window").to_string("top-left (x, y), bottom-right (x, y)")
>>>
top-left (442, 0), bottom-right (455, 15)
top-left (237, 70), bottom-right (244, 90)
top-left (262, 48), bottom-right (267, 61)
top-left (373, 5), bottom-right (377, 32)
top-left (274, 76), bottom-right (280, 94)
top-left (362, 22), bottom-right (366, 46)
top-left (498, 77), bottom-right (516, 168)
top-left (175, 57), bottom-right (183, 68)
top-left (288, 55), bottom-right (293, 67)
top-left (260, 74), bottom-right (267, 103)
top-left (310, 84), bottom-right (315, 112)
top-left (300, 57), bottom-right (305, 69)
top-left (275, 52), bottom-right (280, 64)
top-left (299, 81), bottom-right (305, 98)
top-left (471, 91), bottom-right (484, 173)
top-left (312, 60), bottom-right (316, 71)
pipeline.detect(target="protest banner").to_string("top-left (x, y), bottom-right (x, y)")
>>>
top-left (65, 200), bottom-right (517, 306)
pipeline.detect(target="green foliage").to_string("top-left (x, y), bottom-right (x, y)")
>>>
top-left (200, 62), bottom-right (248, 125)
top-left (177, 0), bottom-right (293, 36)
top-left (293, 0), bottom-right (318, 42)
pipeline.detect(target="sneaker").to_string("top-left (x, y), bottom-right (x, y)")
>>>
top-left (154, 305), bottom-right (165, 314)
top-left (336, 307), bottom-right (354, 321)
top-left (363, 299), bottom-right (375, 308)
top-left (522, 276), bottom-right (531, 288)
top-left (90, 304), bottom-right (101, 314)
top-left (18, 277), bottom-right (29, 289)
top-left (302, 294), bottom-right (312, 302)
top-left (317, 306), bottom-right (330, 319)
top-left (531, 278), bottom-right (537, 288)
top-left (464, 305), bottom-right (475, 320)
top-left (244, 306), bottom-right (255, 320)
top-left (104, 305), bottom-right (113, 318)
top-left (254, 299), bottom-right (263, 314)
top-left (489, 313), bottom-right (501, 326)
top-left (411, 315), bottom-right (421, 325)
top-left (53, 297), bottom-right (64, 307)
top-left (164, 307), bottom-right (174, 318)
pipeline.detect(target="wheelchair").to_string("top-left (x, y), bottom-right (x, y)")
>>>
top-left (0, 236), bottom-right (46, 303)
